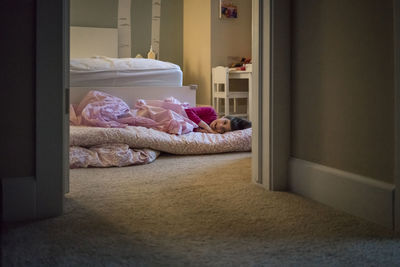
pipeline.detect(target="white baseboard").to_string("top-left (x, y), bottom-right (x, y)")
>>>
top-left (289, 158), bottom-right (395, 228)
top-left (2, 176), bottom-right (36, 222)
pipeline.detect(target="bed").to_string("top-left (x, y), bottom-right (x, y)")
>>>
top-left (70, 56), bottom-right (183, 87)
top-left (70, 26), bottom-right (195, 106)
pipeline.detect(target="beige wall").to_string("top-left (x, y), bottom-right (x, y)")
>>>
top-left (291, 0), bottom-right (394, 183)
top-left (70, 0), bottom-right (118, 28)
top-left (211, 0), bottom-right (252, 67)
top-left (160, 0), bottom-right (184, 67)
top-left (183, 0), bottom-right (212, 105)
top-left (184, 0), bottom-right (252, 105)
top-left (1, 0), bottom-right (36, 178)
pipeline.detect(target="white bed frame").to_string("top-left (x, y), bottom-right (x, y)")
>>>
top-left (70, 26), bottom-right (196, 106)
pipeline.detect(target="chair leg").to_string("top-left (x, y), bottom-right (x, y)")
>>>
top-left (247, 97), bottom-right (249, 120)
top-left (224, 97), bottom-right (229, 117)
top-left (212, 85), bottom-right (215, 109)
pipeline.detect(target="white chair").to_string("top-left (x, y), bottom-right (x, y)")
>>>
top-left (212, 66), bottom-right (249, 118)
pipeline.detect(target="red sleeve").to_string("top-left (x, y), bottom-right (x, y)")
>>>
top-left (184, 108), bottom-right (202, 124)
top-left (196, 107), bottom-right (217, 125)
top-left (204, 107), bottom-right (217, 124)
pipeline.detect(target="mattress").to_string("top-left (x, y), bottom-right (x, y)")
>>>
top-left (70, 124), bottom-right (251, 168)
top-left (70, 126), bottom-right (252, 155)
top-left (70, 56), bottom-right (183, 87)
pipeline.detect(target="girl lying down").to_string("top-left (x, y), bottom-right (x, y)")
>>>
top-left (70, 91), bottom-right (253, 168)
top-left (70, 90), bottom-right (251, 135)
top-left (184, 106), bottom-right (251, 134)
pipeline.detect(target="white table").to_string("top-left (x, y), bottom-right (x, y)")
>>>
top-left (228, 68), bottom-right (252, 121)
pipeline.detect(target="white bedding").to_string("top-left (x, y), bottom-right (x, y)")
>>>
top-left (70, 57), bottom-right (183, 87)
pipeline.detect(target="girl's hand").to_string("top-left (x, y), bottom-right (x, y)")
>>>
top-left (198, 120), bottom-right (218, 134)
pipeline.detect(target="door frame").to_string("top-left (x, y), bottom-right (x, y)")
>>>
top-left (394, 0), bottom-right (400, 231)
top-left (35, 0), bottom-right (69, 219)
top-left (251, 0), bottom-right (269, 187)
top-left (252, 0), bottom-right (290, 190)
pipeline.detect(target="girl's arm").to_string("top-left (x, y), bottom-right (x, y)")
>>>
top-left (198, 120), bottom-right (217, 133)
top-left (186, 108), bottom-right (217, 133)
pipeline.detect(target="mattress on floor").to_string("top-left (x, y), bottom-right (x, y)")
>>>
top-left (70, 57), bottom-right (183, 87)
top-left (70, 125), bottom-right (252, 155)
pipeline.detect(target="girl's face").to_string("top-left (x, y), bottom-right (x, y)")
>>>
top-left (210, 118), bottom-right (231, 133)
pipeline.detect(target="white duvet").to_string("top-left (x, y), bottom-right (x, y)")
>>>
top-left (70, 56), bottom-right (181, 72)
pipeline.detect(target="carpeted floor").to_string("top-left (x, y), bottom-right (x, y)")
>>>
top-left (2, 152), bottom-right (400, 266)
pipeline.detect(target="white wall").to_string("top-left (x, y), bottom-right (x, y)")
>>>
top-left (211, 0), bottom-right (252, 67)
top-left (183, 0), bottom-right (212, 106)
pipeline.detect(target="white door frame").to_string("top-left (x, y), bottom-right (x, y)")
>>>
top-left (251, 0), bottom-right (269, 187)
top-left (252, 0), bottom-right (290, 190)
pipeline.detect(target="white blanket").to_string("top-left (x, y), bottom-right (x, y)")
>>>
top-left (70, 57), bottom-right (181, 72)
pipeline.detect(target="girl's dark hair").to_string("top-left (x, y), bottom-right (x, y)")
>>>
top-left (225, 116), bottom-right (252, 131)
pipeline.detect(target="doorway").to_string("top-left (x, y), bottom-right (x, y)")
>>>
top-left (1, 0), bottom-right (292, 221)
top-left (65, 0), bottom-right (268, 199)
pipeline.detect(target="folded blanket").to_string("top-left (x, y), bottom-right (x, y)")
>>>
top-left (70, 144), bottom-right (159, 168)
top-left (70, 126), bottom-right (252, 155)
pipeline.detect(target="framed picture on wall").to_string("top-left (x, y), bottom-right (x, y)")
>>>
top-left (219, 0), bottom-right (238, 19)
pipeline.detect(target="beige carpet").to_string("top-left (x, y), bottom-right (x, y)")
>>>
top-left (2, 152), bottom-right (400, 266)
